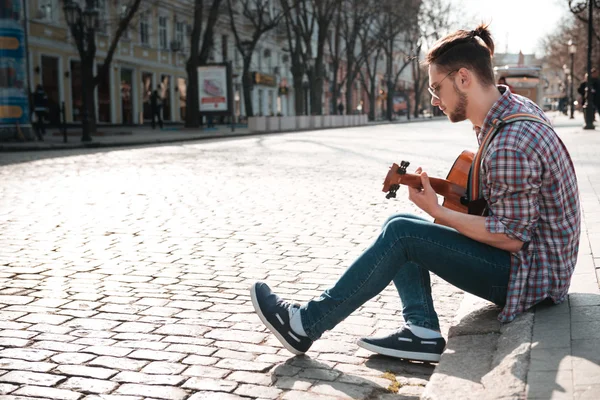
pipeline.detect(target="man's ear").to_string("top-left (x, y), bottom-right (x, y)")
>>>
top-left (457, 68), bottom-right (471, 88)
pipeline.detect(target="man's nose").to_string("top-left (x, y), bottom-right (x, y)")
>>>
top-left (431, 96), bottom-right (440, 107)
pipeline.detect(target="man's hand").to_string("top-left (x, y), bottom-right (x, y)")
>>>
top-left (407, 167), bottom-right (442, 218)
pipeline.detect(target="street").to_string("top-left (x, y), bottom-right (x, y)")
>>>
top-left (2, 116), bottom-right (589, 400)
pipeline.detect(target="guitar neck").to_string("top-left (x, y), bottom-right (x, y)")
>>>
top-left (399, 173), bottom-right (465, 199)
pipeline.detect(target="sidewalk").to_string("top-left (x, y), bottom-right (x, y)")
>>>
top-left (423, 112), bottom-right (600, 400)
top-left (0, 115), bottom-right (446, 152)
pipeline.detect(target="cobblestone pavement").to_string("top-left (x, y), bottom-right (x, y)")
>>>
top-left (0, 120), bottom-right (476, 400)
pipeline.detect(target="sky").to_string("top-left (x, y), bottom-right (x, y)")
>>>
top-left (450, 0), bottom-right (571, 56)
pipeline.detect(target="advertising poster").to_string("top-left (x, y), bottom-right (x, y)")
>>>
top-left (197, 65), bottom-right (229, 113)
top-left (0, 0), bottom-right (30, 128)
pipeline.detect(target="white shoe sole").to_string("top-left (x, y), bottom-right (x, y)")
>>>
top-left (250, 283), bottom-right (304, 356)
top-left (357, 339), bottom-right (442, 362)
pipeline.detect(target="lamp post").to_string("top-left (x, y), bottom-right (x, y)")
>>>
top-left (568, 40), bottom-right (577, 119)
top-left (569, 0), bottom-right (600, 129)
top-left (64, 0), bottom-right (98, 142)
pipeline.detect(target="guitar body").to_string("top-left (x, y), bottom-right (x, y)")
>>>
top-left (382, 150), bottom-right (487, 223)
top-left (439, 150), bottom-right (473, 214)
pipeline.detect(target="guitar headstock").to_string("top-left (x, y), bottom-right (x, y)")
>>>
top-left (382, 160), bottom-right (411, 198)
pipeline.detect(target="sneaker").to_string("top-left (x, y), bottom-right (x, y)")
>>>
top-left (250, 281), bottom-right (313, 355)
top-left (357, 325), bottom-right (446, 362)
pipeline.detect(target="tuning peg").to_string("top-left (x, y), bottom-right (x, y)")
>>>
top-left (398, 161), bottom-right (410, 175)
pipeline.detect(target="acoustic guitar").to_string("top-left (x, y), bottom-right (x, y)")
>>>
top-left (382, 150), bottom-right (488, 218)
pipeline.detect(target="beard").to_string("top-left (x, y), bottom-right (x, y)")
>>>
top-left (448, 82), bottom-right (468, 122)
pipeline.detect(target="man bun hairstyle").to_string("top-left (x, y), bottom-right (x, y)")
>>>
top-left (426, 23), bottom-right (496, 86)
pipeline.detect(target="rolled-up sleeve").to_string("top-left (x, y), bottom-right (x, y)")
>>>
top-left (483, 148), bottom-right (542, 242)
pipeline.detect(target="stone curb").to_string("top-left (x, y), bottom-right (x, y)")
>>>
top-left (422, 293), bottom-right (534, 400)
top-left (0, 117), bottom-right (447, 152)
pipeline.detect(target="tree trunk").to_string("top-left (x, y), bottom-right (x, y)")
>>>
top-left (291, 61), bottom-right (304, 116)
top-left (82, 57), bottom-right (96, 134)
top-left (330, 74), bottom-right (339, 114)
top-left (345, 80), bottom-right (353, 115)
top-left (185, 61), bottom-right (200, 127)
top-left (311, 61), bottom-right (323, 115)
top-left (242, 64), bottom-right (254, 117)
top-left (369, 76), bottom-right (376, 121)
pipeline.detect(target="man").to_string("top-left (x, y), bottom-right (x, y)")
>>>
top-left (250, 24), bottom-right (580, 363)
top-left (577, 68), bottom-right (600, 120)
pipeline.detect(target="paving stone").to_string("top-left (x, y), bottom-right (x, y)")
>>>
top-left (1, 370), bottom-right (66, 386)
top-left (127, 350), bottom-right (185, 362)
top-left (0, 296), bottom-right (34, 305)
top-left (14, 386), bottom-right (82, 400)
top-left (0, 330), bottom-right (38, 339)
top-left (114, 384), bottom-right (188, 400)
top-left (0, 358), bottom-right (56, 372)
top-left (281, 391), bottom-right (340, 400)
top-left (226, 371), bottom-right (272, 386)
top-left (140, 362), bottom-right (187, 375)
top-left (163, 344), bottom-right (216, 356)
top-left (182, 365), bottom-right (230, 379)
top-left (214, 358), bottom-right (273, 372)
top-left (273, 376), bottom-right (313, 391)
top-left (64, 319), bottom-right (121, 331)
top-left (88, 356), bottom-right (148, 371)
top-left (32, 341), bottom-right (84, 352)
top-left (0, 337), bottom-right (30, 347)
top-left (17, 314), bottom-right (73, 325)
top-left (187, 393), bottom-right (244, 400)
top-left (204, 329), bottom-right (267, 344)
top-left (0, 383), bottom-right (18, 394)
top-left (60, 377), bottom-right (119, 394)
top-left (0, 348), bottom-right (54, 361)
top-left (234, 384), bottom-right (282, 399)
top-left (82, 345), bottom-right (133, 357)
top-left (55, 364), bottom-right (118, 380)
top-left (182, 377), bottom-right (238, 392)
top-left (112, 322), bottom-right (158, 333)
top-left (152, 325), bottom-right (210, 337)
top-left (309, 381), bottom-right (376, 399)
top-left (114, 371), bottom-right (185, 386)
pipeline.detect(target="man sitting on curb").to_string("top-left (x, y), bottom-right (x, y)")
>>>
top-left (250, 24), bottom-right (581, 363)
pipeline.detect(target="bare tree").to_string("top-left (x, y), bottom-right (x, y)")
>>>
top-left (327, 7), bottom-right (343, 114)
top-left (62, 0), bottom-right (142, 138)
top-left (280, 0), bottom-right (310, 115)
top-left (375, 0), bottom-right (420, 121)
top-left (185, 0), bottom-right (223, 128)
top-left (340, 0), bottom-right (375, 115)
top-left (281, 0), bottom-right (341, 115)
top-left (411, 0), bottom-right (462, 117)
top-left (357, 19), bottom-right (383, 121)
top-left (226, 0), bottom-right (287, 117)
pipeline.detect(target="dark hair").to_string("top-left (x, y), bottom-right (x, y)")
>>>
top-left (425, 23), bottom-right (496, 86)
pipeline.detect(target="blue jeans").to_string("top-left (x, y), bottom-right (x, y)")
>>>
top-left (300, 213), bottom-right (512, 340)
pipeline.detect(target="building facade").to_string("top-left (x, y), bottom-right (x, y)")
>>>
top-left (24, 0), bottom-right (413, 125)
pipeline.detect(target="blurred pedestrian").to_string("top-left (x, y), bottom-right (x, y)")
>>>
top-left (150, 90), bottom-right (163, 129)
top-left (32, 84), bottom-right (48, 141)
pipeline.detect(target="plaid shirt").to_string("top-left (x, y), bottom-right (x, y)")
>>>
top-left (475, 86), bottom-right (581, 322)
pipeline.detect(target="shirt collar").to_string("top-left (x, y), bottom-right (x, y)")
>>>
top-left (474, 85), bottom-right (513, 144)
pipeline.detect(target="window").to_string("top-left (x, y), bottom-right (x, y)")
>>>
top-left (175, 21), bottom-right (185, 51)
top-left (159, 16), bottom-right (168, 50)
top-left (140, 13), bottom-right (150, 45)
top-left (37, 0), bottom-right (56, 22)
